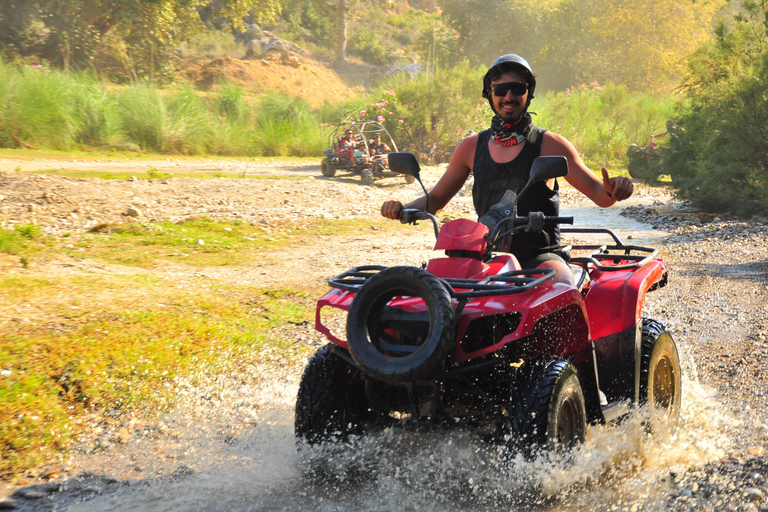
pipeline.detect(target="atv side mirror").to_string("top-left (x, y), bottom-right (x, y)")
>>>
top-left (512, 156), bottom-right (569, 218)
top-left (388, 152), bottom-right (421, 180)
top-left (387, 152), bottom-right (431, 215)
top-left (529, 156), bottom-right (569, 183)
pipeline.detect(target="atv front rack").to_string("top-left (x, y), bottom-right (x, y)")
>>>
top-left (328, 265), bottom-right (556, 298)
top-left (561, 227), bottom-right (659, 271)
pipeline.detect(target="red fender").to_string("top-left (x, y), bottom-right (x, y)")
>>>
top-left (584, 259), bottom-right (667, 340)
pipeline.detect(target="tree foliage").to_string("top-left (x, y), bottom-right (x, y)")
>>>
top-left (665, 0), bottom-right (768, 216)
top-left (438, 0), bottom-right (725, 93)
top-left (0, 0), bottom-right (282, 80)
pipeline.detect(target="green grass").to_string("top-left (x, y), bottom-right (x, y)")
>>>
top-left (0, 274), bottom-right (311, 476)
top-left (0, 215), bottom-right (398, 477)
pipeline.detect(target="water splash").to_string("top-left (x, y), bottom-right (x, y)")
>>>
top-left (66, 350), bottom-right (738, 512)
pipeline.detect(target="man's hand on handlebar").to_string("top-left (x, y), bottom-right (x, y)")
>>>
top-left (381, 200), bottom-right (404, 220)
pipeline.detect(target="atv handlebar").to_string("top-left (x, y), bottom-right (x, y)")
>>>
top-left (400, 208), bottom-right (440, 239)
top-left (486, 213), bottom-right (573, 258)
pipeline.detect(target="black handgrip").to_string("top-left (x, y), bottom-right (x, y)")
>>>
top-left (546, 216), bottom-right (574, 225)
top-left (399, 208), bottom-right (428, 224)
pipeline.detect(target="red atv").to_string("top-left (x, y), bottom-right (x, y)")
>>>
top-left (296, 153), bottom-right (681, 454)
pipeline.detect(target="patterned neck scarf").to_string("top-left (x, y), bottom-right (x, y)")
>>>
top-left (490, 112), bottom-right (533, 147)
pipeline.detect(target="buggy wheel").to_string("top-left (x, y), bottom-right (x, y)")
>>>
top-left (295, 344), bottom-right (370, 445)
top-left (505, 358), bottom-right (587, 453)
top-left (321, 158), bottom-right (336, 177)
top-left (627, 158), bottom-right (648, 180)
top-left (639, 318), bottom-right (681, 431)
top-left (361, 169), bottom-right (374, 186)
top-left (346, 266), bottom-right (455, 384)
top-left (404, 174), bottom-right (416, 184)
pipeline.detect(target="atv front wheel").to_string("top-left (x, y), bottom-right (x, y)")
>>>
top-left (639, 318), bottom-right (681, 430)
top-left (321, 158), bottom-right (336, 177)
top-left (295, 344), bottom-right (370, 445)
top-left (346, 266), bottom-right (455, 384)
top-left (506, 358), bottom-right (587, 452)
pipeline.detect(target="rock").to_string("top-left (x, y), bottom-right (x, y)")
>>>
top-left (698, 212), bottom-right (717, 224)
top-left (282, 52), bottom-right (303, 68)
top-left (125, 206), bottom-right (142, 217)
top-left (0, 501), bottom-right (18, 509)
top-left (744, 487), bottom-right (765, 503)
top-left (19, 491), bottom-right (45, 500)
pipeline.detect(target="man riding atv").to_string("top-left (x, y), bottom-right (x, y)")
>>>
top-left (381, 54), bottom-right (634, 286)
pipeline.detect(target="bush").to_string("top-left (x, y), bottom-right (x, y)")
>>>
top-left (373, 61), bottom-right (488, 152)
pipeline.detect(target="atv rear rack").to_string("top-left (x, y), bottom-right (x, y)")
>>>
top-left (328, 265), bottom-right (556, 298)
top-left (561, 227), bottom-right (659, 271)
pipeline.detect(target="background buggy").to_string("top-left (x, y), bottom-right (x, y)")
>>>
top-left (321, 120), bottom-right (413, 186)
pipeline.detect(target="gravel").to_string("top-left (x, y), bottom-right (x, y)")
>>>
top-left (2, 157), bottom-right (768, 511)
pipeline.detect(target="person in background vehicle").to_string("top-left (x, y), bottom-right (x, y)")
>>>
top-left (339, 129), bottom-right (358, 165)
top-left (369, 133), bottom-right (391, 156)
top-left (369, 132), bottom-right (392, 169)
top-left (653, 119), bottom-right (684, 151)
top-left (381, 54), bottom-right (633, 286)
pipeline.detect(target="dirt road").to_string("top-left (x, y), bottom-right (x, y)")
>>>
top-left (2, 156), bottom-right (768, 511)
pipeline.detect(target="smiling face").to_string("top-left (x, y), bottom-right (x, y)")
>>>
top-left (490, 71), bottom-right (529, 123)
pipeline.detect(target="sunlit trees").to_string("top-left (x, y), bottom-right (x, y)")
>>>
top-left (438, 0), bottom-right (725, 93)
top-left (665, 0), bottom-right (768, 215)
top-left (0, 0), bottom-right (282, 80)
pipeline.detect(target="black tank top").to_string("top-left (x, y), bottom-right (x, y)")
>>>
top-left (471, 127), bottom-right (561, 261)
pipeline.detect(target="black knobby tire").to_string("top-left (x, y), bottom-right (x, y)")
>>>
top-left (506, 358), bottom-right (587, 452)
top-left (639, 318), bottom-right (681, 430)
top-left (360, 168), bottom-right (374, 186)
top-left (295, 344), bottom-right (370, 445)
top-left (346, 266), bottom-right (455, 384)
top-left (627, 158), bottom-right (648, 180)
top-left (321, 158), bottom-right (336, 177)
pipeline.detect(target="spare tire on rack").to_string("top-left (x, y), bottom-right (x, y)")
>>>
top-left (346, 266), bottom-right (455, 384)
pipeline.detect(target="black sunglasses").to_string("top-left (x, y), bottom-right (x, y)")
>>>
top-left (490, 81), bottom-right (528, 97)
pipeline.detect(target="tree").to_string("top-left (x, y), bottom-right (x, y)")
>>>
top-left (307, 0), bottom-right (391, 67)
top-left (438, 0), bottom-right (725, 93)
top-left (0, 0), bottom-right (282, 79)
top-left (666, 0), bottom-right (768, 216)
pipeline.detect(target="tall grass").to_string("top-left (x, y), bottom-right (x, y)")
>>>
top-left (0, 61), bottom-right (82, 149)
top-left (536, 82), bottom-right (677, 168)
top-left (253, 92), bottom-right (328, 157)
top-left (0, 57), bottom-right (680, 163)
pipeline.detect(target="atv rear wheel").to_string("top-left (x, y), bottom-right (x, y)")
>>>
top-left (639, 318), bottom-right (681, 430)
top-left (506, 358), bottom-right (587, 452)
top-left (361, 168), bottom-right (374, 186)
top-left (295, 344), bottom-right (370, 445)
top-left (321, 158), bottom-right (336, 177)
top-left (346, 266), bottom-right (455, 384)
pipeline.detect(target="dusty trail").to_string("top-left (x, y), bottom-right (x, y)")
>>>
top-left (1, 156), bottom-right (768, 511)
